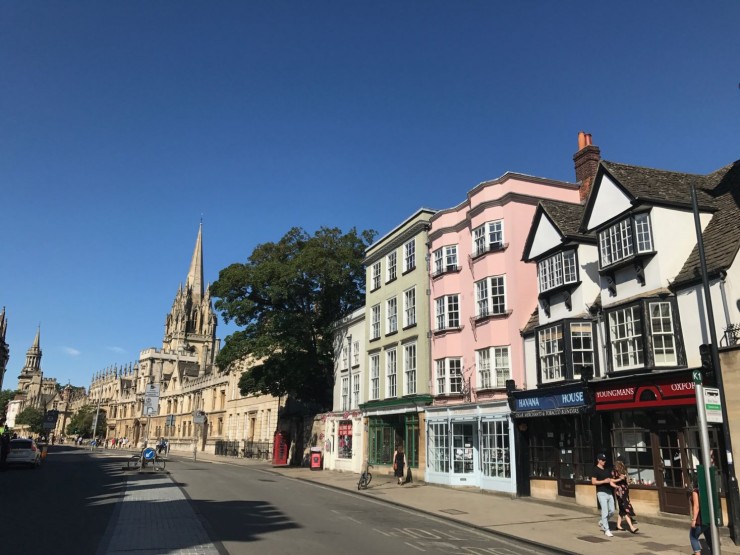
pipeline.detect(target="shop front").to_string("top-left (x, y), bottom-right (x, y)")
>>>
top-left (425, 401), bottom-right (515, 493)
top-left (322, 409), bottom-right (363, 474)
top-left (508, 383), bottom-right (592, 500)
top-left (361, 396), bottom-right (430, 481)
top-left (594, 371), bottom-right (724, 516)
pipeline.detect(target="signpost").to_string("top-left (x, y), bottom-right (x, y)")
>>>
top-left (192, 410), bottom-right (205, 461)
top-left (694, 369), bottom-right (721, 553)
top-left (144, 383), bottom-right (161, 447)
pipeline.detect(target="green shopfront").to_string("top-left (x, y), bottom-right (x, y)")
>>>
top-left (361, 395), bottom-right (431, 480)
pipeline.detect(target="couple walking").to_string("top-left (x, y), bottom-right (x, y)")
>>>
top-left (591, 452), bottom-right (638, 537)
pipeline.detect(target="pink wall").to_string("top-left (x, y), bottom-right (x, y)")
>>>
top-left (429, 175), bottom-right (580, 402)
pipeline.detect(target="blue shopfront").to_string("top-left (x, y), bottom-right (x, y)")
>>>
top-left (508, 382), bottom-right (593, 498)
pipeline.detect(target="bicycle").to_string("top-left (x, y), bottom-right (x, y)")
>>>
top-left (357, 462), bottom-right (373, 490)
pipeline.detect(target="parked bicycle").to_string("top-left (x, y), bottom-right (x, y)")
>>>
top-left (357, 462), bottom-right (373, 490)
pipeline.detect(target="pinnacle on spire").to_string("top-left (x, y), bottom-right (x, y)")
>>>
top-left (33, 325), bottom-right (40, 348)
top-left (186, 223), bottom-right (204, 299)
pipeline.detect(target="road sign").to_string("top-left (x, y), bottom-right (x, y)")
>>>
top-left (704, 387), bottom-right (723, 423)
top-left (193, 410), bottom-right (205, 425)
top-left (144, 383), bottom-right (161, 416)
top-left (166, 415), bottom-right (176, 427)
top-left (693, 369), bottom-right (702, 385)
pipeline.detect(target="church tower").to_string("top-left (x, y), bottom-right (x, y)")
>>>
top-left (17, 327), bottom-right (42, 392)
top-left (162, 224), bottom-right (219, 371)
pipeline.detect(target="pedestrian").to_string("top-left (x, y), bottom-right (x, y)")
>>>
top-left (591, 452), bottom-right (616, 537)
top-left (0, 428), bottom-right (10, 472)
top-left (393, 444), bottom-right (407, 485)
top-left (690, 481), bottom-right (713, 554)
top-left (612, 459), bottom-right (638, 533)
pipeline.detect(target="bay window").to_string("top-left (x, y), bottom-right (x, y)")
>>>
top-left (599, 212), bottom-right (653, 268)
top-left (537, 321), bottom-right (596, 383)
top-left (435, 294), bottom-right (460, 331)
top-left (477, 346), bottom-right (510, 389)
top-left (475, 275), bottom-right (506, 318)
top-left (436, 358), bottom-right (462, 395)
top-left (433, 245), bottom-right (459, 276)
top-left (473, 220), bottom-right (504, 257)
top-left (538, 250), bottom-right (578, 293)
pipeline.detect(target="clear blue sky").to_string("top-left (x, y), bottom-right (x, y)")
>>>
top-left (1, 2), bottom-right (738, 390)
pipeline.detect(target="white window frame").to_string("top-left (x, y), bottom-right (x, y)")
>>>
top-left (341, 376), bottom-right (349, 411)
top-left (475, 275), bottom-right (506, 317)
top-left (403, 287), bottom-right (416, 327)
top-left (473, 220), bottom-right (504, 257)
top-left (599, 213), bottom-right (653, 268)
top-left (539, 325), bottom-right (564, 383)
top-left (477, 349), bottom-right (491, 389)
top-left (403, 239), bottom-right (416, 272)
top-left (435, 294), bottom-right (460, 331)
top-left (650, 301), bottom-right (677, 366)
top-left (477, 346), bottom-right (510, 389)
top-left (435, 359), bottom-right (446, 395)
top-left (351, 373), bottom-right (360, 409)
top-left (352, 340), bottom-right (360, 366)
top-left (404, 342), bottom-right (417, 395)
top-left (370, 304), bottom-right (381, 340)
top-left (538, 250), bottom-right (578, 293)
top-left (386, 297), bottom-right (398, 334)
top-left (386, 348), bottom-right (397, 398)
top-left (570, 322), bottom-right (594, 378)
top-left (386, 251), bottom-right (397, 282)
top-left (370, 354), bottom-right (380, 400)
top-left (435, 358), bottom-right (463, 395)
top-left (371, 262), bottom-right (381, 290)
top-left (433, 245), bottom-right (458, 275)
top-left (609, 305), bottom-right (644, 370)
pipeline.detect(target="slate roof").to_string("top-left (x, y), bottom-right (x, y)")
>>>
top-left (539, 200), bottom-right (592, 240)
top-left (601, 160), bottom-right (716, 208)
top-left (520, 308), bottom-right (539, 335)
top-left (672, 161), bottom-right (740, 287)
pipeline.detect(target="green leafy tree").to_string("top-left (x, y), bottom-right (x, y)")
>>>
top-left (211, 226), bottom-right (375, 409)
top-left (15, 407), bottom-right (45, 434)
top-left (0, 389), bottom-right (17, 422)
top-left (66, 405), bottom-right (107, 438)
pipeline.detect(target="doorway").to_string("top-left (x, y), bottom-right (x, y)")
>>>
top-left (451, 422), bottom-right (477, 485)
top-left (652, 429), bottom-right (690, 514)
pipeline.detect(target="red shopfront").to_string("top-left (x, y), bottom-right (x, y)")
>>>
top-left (595, 372), bottom-right (722, 515)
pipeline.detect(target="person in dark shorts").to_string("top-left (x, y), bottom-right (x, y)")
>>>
top-left (393, 444), bottom-right (407, 485)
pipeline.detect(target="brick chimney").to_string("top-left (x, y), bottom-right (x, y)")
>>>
top-left (573, 131), bottom-right (601, 202)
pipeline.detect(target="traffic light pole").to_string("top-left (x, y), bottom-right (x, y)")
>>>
top-left (692, 185), bottom-right (740, 543)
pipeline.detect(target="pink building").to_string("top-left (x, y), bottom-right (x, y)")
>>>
top-left (424, 150), bottom-right (587, 492)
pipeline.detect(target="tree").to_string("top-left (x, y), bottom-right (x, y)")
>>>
top-left (15, 407), bottom-right (45, 435)
top-left (66, 405), bottom-right (107, 438)
top-left (211, 226), bottom-right (375, 409)
top-left (0, 389), bottom-right (17, 422)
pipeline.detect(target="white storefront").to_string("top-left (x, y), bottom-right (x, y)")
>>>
top-left (425, 400), bottom-right (516, 494)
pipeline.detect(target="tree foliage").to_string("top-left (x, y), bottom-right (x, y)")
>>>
top-left (211, 226), bottom-right (375, 409)
top-left (0, 389), bottom-right (17, 423)
top-left (15, 407), bottom-right (45, 434)
top-left (66, 405), bottom-right (107, 438)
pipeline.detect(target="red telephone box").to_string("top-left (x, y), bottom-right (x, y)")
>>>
top-left (272, 431), bottom-right (290, 466)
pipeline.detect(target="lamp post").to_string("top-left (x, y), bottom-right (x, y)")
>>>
top-left (692, 185), bottom-right (740, 544)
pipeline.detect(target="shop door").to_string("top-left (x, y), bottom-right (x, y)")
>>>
top-left (557, 440), bottom-right (576, 498)
top-left (652, 430), bottom-right (690, 514)
top-left (451, 422), bottom-right (477, 486)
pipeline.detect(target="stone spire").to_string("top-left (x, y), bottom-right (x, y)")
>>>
top-left (186, 223), bottom-right (204, 300)
top-left (0, 307), bottom-right (8, 391)
top-left (17, 327), bottom-right (42, 390)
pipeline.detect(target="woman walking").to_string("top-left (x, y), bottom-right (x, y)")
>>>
top-left (612, 459), bottom-right (638, 533)
top-left (393, 444), bottom-right (407, 485)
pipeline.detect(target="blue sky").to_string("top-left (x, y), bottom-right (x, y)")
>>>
top-left (1, 1), bottom-right (739, 390)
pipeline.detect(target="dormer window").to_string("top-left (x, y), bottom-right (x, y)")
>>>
top-left (538, 250), bottom-right (578, 293)
top-left (473, 220), bottom-right (504, 257)
top-left (433, 245), bottom-right (459, 276)
top-left (599, 212), bottom-right (653, 269)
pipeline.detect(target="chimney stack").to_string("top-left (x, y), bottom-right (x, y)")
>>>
top-left (573, 131), bottom-right (600, 202)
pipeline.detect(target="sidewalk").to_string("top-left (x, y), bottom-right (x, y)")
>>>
top-left (98, 446), bottom-right (736, 554)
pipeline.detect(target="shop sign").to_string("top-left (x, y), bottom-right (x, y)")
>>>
top-left (513, 389), bottom-right (586, 415)
top-left (595, 376), bottom-right (695, 411)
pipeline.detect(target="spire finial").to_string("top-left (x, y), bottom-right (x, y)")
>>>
top-left (186, 223), bottom-right (204, 298)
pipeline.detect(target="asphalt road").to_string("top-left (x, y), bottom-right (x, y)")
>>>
top-left (166, 455), bottom-right (558, 555)
top-left (0, 445), bottom-right (124, 555)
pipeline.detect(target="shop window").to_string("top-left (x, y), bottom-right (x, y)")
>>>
top-left (611, 411), bottom-right (656, 485)
top-left (368, 414), bottom-right (418, 468)
top-left (337, 420), bottom-right (352, 459)
top-left (428, 422), bottom-right (449, 472)
top-left (481, 420), bottom-right (510, 478)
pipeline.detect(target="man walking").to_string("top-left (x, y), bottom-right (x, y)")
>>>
top-left (591, 452), bottom-right (616, 537)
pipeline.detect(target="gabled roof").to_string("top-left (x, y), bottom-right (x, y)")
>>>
top-left (581, 160), bottom-right (718, 232)
top-left (672, 161), bottom-right (740, 287)
top-left (522, 200), bottom-right (594, 261)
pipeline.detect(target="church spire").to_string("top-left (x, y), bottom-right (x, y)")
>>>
top-left (20, 326), bottom-right (42, 377)
top-left (186, 223), bottom-right (204, 299)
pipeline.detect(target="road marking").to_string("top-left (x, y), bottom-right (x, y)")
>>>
top-left (405, 541), bottom-right (427, 551)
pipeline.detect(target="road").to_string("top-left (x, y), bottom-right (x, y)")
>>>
top-left (0, 445), bottom-right (122, 555)
top-left (0, 446), bottom-right (564, 554)
top-left (166, 453), bottom-right (558, 555)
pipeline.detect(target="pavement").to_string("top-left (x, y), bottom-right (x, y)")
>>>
top-left (94, 446), bottom-right (738, 554)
